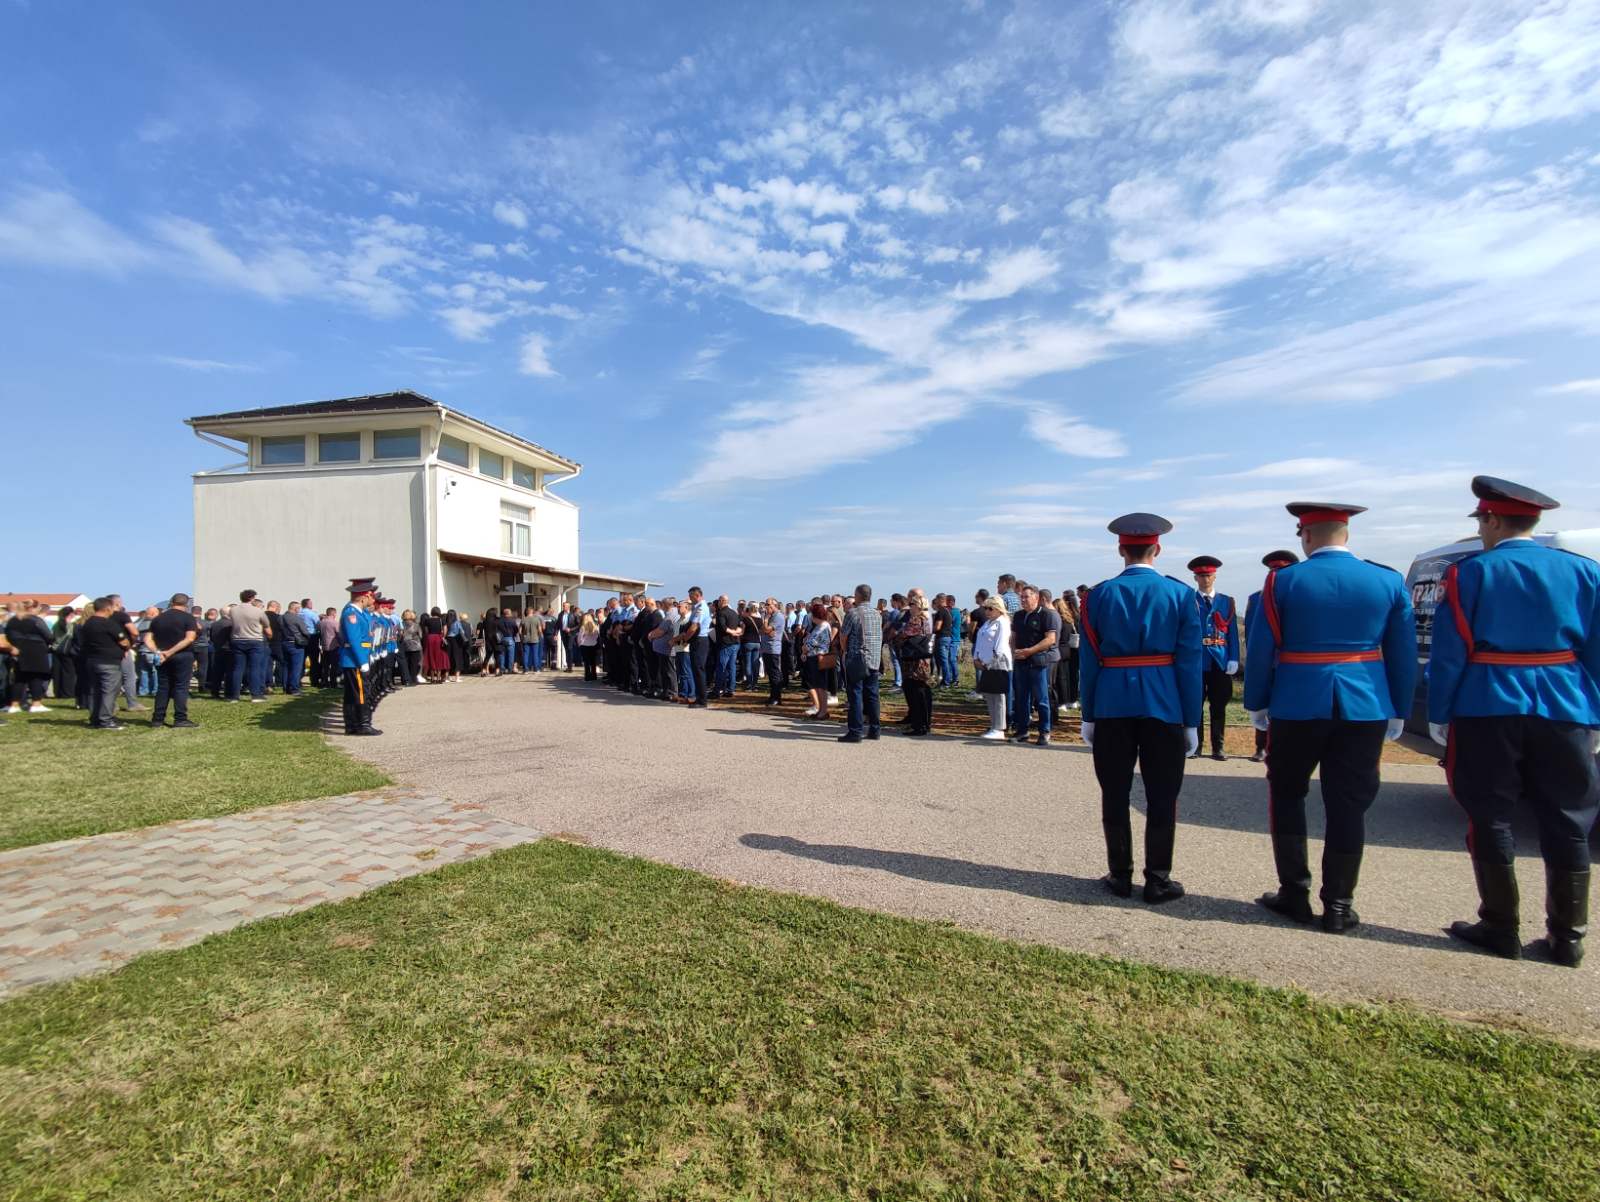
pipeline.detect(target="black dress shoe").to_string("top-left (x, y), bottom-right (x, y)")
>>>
top-left (172, 719), bottom-right (199, 728)
top-left (1034, 733), bottom-right (1050, 746)
top-left (357, 727), bottom-right (383, 737)
top-left (1447, 920), bottom-right (1521, 959)
top-left (1101, 873), bottom-right (1134, 899)
top-left (837, 733), bottom-right (862, 743)
top-left (1257, 890), bottom-right (1314, 924)
top-left (1144, 877), bottom-right (1186, 905)
top-left (1322, 903), bottom-right (1361, 933)
top-left (1248, 751), bottom-right (1265, 763)
top-left (1529, 935), bottom-right (1584, 968)
top-left (866, 730), bottom-right (880, 740)
top-left (1210, 751), bottom-right (1226, 761)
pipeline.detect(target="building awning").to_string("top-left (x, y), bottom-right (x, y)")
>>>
top-left (437, 550), bottom-right (655, 594)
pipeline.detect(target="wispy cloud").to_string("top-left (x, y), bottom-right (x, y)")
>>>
top-left (518, 331), bottom-right (557, 377)
top-left (1541, 378), bottom-right (1600, 396)
top-left (150, 354), bottom-right (263, 373)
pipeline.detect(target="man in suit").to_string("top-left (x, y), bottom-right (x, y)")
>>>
top-left (1080, 513), bottom-right (1203, 904)
top-left (1244, 503), bottom-right (1416, 933)
top-left (1187, 555), bottom-right (1239, 761)
top-left (1243, 551), bottom-right (1299, 762)
top-left (1428, 476), bottom-right (1599, 967)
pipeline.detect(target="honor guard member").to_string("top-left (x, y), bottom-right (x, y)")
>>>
top-left (370, 596), bottom-right (390, 704)
top-left (1079, 514), bottom-right (1203, 904)
top-left (1244, 504), bottom-right (1416, 933)
top-left (1428, 477), bottom-right (1600, 967)
top-left (1187, 556), bottom-right (1239, 761)
top-left (337, 578), bottom-right (380, 737)
top-left (377, 596), bottom-right (400, 695)
top-left (1243, 551), bottom-right (1299, 763)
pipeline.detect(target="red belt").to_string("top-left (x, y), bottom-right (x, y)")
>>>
top-left (1469, 650), bottom-right (1577, 666)
top-left (1101, 654), bottom-right (1174, 668)
top-left (1278, 649), bottom-right (1381, 665)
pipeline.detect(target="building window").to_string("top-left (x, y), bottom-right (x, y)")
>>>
top-left (372, 427), bottom-right (422, 459)
top-left (500, 501), bottom-right (532, 558)
top-left (260, 435), bottom-right (305, 466)
top-left (318, 432), bottom-right (361, 463)
top-left (438, 433), bottom-right (470, 468)
top-left (511, 461), bottom-right (537, 490)
top-left (479, 450), bottom-right (505, 479)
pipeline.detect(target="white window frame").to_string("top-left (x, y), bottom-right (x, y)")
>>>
top-left (499, 501), bottom-right (532, 558)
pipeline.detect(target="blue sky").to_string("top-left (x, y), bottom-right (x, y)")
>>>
top-left (4, 0), bottom-right (1599, 607)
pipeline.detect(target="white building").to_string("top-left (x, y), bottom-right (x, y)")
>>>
top-left (187, 391), bottom-right (650, 614)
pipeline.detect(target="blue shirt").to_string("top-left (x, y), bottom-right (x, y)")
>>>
top-left (1080, 566), bottom-right (1203, 727)
top-left (298, 609), bottom-right (318, 636)
top-left (687, 600), bottom-right (712, 638)
top-left (1243, 547), bottom-right (1417, 721)
top-left (336, 603), bottom-right (371, 669)
top-left (1426, 538), bottom-right (1600, 725)
top-left (1000, 590), bottom-right (1021, 614)
top-left (1194, 591), bottom-right (1240, 671)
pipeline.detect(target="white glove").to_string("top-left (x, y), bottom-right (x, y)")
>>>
top-left (359, 663), bottom-right (369, 674)
top-left (1588, 729), bottom-right (1600, 755)
top-left (1225, 660), bottom-right (1238, 675)
top-left (1385, 717), bottom-right (1404, 742)
top-left (1429, 722), bottom-right (1450, 747)
top-left (1184, 727), bottom-right (1199, 756)
top-left (1080, 721), bottom-right (1094, 748)
top-left (1247, 709), bottom-right (1269, 732)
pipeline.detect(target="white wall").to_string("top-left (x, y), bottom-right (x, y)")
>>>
top-left (194, 467), bottom-right (425, 613)
top-left (432, 468), bottom-right (580, 570)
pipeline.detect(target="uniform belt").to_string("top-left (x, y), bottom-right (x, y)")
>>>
top-left (1469, 649), bottom-right (1577, 666)
top-left (1202, 637), bottom-right (1227, 646)
top-left (1278, 649), bottom-right (1381, 664)
top-left (1100, 654), bottom-right (1174, 668)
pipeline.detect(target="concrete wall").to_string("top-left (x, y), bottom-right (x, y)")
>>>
top-left (432, 466), bottom-right (580, 570)
top-left (194, 466), bottom-right (425, 613)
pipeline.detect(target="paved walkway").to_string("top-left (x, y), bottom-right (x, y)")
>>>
top-left (0, 788), bottom-right (538, 996)
top-left (352, 673), bottom-right (1598, 1043)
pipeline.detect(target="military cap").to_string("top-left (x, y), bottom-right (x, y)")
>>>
top-left (1107, 513), bottom-right (1173, 546)
top-left (1285, 502), bottom-right (1367, 527)
top-left (1261, 549), bottom-right (1300, 568)
top-left (1469, 476), bottom-right (1558, 518)
top-left (1186, 555), bottom-right (1222, 575)
top-left (347, 577), bottom-right (377, 596)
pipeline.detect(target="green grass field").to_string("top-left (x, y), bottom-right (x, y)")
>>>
top-left (3, 840), bottom-right (1596, 1201)
top-left (0, 692), bottom-right (387, 850)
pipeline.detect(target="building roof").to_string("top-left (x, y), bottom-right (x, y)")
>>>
top-left (0, 592), bottom-right (87, 607)
top-left (186, 390), bottom-right (580, 472)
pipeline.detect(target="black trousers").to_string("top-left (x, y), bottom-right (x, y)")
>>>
top-left (690, 637), bottom-right (710, 704)
top-left (1449, 715), bottom-right (1598, 871)
top-left (581, 645), bottom-right (598, 680)
top-left (1092, 717), bottom-right (1186, 875)
top-left (763, 652), bottom-right (784, 703)
top-left (1266, 718), bottom-right (1386, 860)
top-left (1196, 666), bottom-right (1232, 753)
top-left (904, 679), bottom-right (932, 732)
top-left (153, 651), bottom-right (193, 723)
top-left (341, 667), bottom-right (372, 733)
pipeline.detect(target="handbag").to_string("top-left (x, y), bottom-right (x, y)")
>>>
top-left (816, 652), bottom-right (838, 670)
top-left (977, 668), bottom-right (1009, 693)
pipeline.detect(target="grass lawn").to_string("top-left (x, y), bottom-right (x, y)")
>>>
top-left (3, 841), bottom-right (1596, 1201)
top-left (0, 692), bottom-right (387, 851)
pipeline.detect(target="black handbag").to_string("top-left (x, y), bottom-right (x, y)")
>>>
top-left (977, 668), bottom-right (1009, 694)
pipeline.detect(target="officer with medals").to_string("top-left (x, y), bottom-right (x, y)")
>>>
top-left (337, 578), bottom-right (380, 737)
top-left (1244, 504), bottom-right (1416, 933)
top-left (1428, 477), bottom-right (1600, 967)
top-left (1243, 550), bottom-right (1299, 763)
top-left (1187, 555), bottom-right (1239, 761)
top-left (1079, 514), bottom-right (1203, 904)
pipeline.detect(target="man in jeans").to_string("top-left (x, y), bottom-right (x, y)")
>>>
top-left (228, 589), bottom-right (271, 702)
top-left (838, 584), bottom-right (884, 743)
top-left (712, 594), bottom-right (743, 699)
top-left (80, 596), bottom-right (131, 730)
top-left (145, 592), bottom-right (200, 728)
top-left (1011, 585), bottom-right (1062, 746)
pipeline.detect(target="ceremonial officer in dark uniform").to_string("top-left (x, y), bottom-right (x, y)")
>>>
top-left (1243, 550), bottom-right (1299, 762)
top-left (1428, 477), bottom-right (1600, 967)
top-left (1244, 504), bottom-right (1416, 933)
top-left (1079, 514), bottom-right (1203, 904)
top-left (1187, 555), bottom-right (1239, 761)
top-left (338, 578), bottom-right (380, 737)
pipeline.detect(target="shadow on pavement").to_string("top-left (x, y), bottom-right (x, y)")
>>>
top-left (738, 832), bottom-right (1457, 954)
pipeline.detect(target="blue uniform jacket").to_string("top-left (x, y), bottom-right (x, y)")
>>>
top-left (1196, 591), bottom-right (1239, 672)
top-left (1243, 549), bottom-right (1416, 721)
top-left (336, 603), bottom-right (372, 670)
top-left (1080, 567), bottom-right (1203, 727)
top-left (1426, 539), bottom-right (1600, 726)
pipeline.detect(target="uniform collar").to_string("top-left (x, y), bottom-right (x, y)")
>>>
top-left (1122, 563), bottom-right (1158, 572)
top-left (1310, 546), bottom-right (1353, 556)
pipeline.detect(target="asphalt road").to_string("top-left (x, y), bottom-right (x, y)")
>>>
top-left (343, 672), bottom-right (1598, 1043)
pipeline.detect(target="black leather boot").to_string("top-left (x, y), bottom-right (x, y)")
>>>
top-left (1258, 830), bottom-right (1314, 924)
top-left (1102, 821), bottom-right (1134, 898)
top-left (1319, 850), bottom-right (1363, 933)
top-left (1530, 868), bottom-right (1588, 968)
top-left (1142, 822), bottom-right (1185, 905)
top-left (1448, 860), bottom-right (1521, 960)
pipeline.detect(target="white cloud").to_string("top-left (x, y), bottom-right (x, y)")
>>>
top-left (1224, 458), bottom-right (1364, 480)
top-left (1020, 404), bottom-right (1127, 459)
top-left (1541, 378), bottom-right (1600, 396)
top-left (875, 182), bottom-right (951, 215)
top-left (439, 305), bottom-right (507, 341)
top-left (1039, 94), bottom-right (1100, 139)
top-left (996, 203), bottom-right (1019, 224)
top-left (960, 154), bottom-right (984, 172)
top-left (0, 187), bottom-right (148, 273)
top-left (492, 200), bottom-right (529, 229)
top-left (951, 247), bottom-right (1057, 301)
top-left (1118, 0), bottom-right (1222, 78)
top-left (150, 355), bottom-right (262, 373)
top-left (518, 331), bottom-right (557, 377)
top-left (388, 190), bottom-right (420, 208)
top-left (469, 242), bottom-right (498, 259)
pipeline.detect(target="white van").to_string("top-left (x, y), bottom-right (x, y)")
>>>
top-left (1404, 529), bottom-right (1600, 733)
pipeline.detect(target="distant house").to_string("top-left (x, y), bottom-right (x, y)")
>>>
top-left (185, 391), bottom-right (652, 615)
top-left (0, 592), bottom-right (91, 617)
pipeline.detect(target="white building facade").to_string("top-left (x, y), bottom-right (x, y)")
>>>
top-left (188, 392), bottom-right (649, 614)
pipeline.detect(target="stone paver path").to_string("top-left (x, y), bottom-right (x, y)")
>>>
top-left (0, 787), bottom-right (538, 997)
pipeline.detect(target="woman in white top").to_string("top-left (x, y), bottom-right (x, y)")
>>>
top-left (971, 595), bottom-right (1013, 740)
top-left (800, 602), bottom-right (835, 718)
